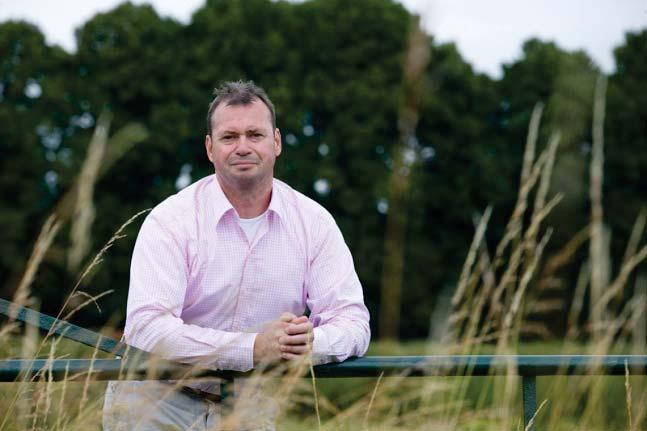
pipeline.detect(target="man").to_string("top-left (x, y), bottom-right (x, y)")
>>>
top-left (103, 81), bottom-right (370, 430)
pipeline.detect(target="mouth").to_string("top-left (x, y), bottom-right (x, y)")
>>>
top-left (230, 161), bottom-right (259, 169)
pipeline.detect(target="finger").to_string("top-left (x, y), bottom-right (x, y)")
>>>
top-left (280, 344), bottom-right (310, 354)
top-left (279, 333), bottom-right (309, 345)
top-left (281, 352), bottom-right (307, 361)
top-left (289, 316), bottom-right (309, 324)
top-left (279, 312), bottom-right (297, 322)
top-left (284, 322), bottom-right (313, 335)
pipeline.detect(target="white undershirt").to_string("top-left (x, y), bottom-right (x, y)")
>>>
top-left (238, 212), bottom-right (266, 243)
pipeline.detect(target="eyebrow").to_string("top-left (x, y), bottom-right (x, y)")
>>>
top-left (217, 129), bottom-right (239, 137)
top-left (245, 128), bottom-right (265, 134)
top-left (218, 127), bottom-right (266, 135)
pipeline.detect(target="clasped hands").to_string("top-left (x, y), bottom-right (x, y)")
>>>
top-left (253, 312), bottom-right (313, 365)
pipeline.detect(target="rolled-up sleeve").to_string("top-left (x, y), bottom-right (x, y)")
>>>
top-left (124, 209), bottom-right (257, 371)
top-left (305, 212), bottom-right (371, 365)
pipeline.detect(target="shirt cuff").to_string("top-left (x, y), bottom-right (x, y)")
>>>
top-left (238, 332), bottom-right (258, 371)
top-left (207, 331), bottom-right (257, 372)
top-left (311, 326), bottom-right (333, 365)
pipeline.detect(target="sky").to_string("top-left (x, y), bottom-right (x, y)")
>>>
top-left (1, 0), bottom-right (646, 78)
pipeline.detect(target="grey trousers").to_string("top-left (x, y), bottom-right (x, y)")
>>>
top-left (102, 381), bottom-right (277, 431)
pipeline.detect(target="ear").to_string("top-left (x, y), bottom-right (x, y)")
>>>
top-left (274, 128), bottom-right (282, 157)
top-left (205, 134), bottom-right (214, 163)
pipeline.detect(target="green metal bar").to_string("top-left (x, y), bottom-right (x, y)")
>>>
top-left (1, 355), bottom-right (646, 382)
top-left (0, 358), bottom-right (238, 382)
top-left (313, 355), bottom-right (647, 377)
top-left (522, 375), bottom-right (537, 431)
top-left (0, 298), bottom-right (143, 357)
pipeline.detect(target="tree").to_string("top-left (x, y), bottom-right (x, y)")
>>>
top-left (605, 30), bottom-right (647, 281)
top-left (0, 21), bottom-right (78, 302)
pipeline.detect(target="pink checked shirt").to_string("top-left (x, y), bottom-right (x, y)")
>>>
top-left (123, 175), bottom-right (370, 371)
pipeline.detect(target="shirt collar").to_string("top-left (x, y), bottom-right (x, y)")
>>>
top-left (209, 175), bottom-right (235, 224)
top-left (209, 175), bottom-right (285, 223)
top-left (267, 179), bottom-right (285, 220)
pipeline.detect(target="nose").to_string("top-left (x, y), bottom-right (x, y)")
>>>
top-left (235, 136), bottom-right (252, 156)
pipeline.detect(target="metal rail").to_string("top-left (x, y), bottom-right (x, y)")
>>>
top-left (0, 298), bottom-right (145, 357)
top-left (2, 298), bottom-right (646, 430)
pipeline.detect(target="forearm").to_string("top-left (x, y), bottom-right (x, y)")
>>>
top-left (311, 310), bottom-right (370, 365)
top-left (124, 309), bottom-right (257, 372)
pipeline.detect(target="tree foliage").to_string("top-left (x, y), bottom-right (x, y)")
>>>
top-left (0, 1), bottom-right (644, 338)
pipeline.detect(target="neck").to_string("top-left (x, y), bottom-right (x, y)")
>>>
top-left (216, 174), bottom-right (273, 219)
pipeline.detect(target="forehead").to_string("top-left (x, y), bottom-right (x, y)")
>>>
top-left (211, 100), bottom-right (273, 133)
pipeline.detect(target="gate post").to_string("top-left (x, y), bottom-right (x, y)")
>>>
top-left (522, 375), bottom-right (537, 430)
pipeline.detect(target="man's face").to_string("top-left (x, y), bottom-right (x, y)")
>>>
top-left (205, 99), bottom-right (281, 191)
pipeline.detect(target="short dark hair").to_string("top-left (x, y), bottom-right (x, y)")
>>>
top-left (206, 80), bottom-right (276, 136)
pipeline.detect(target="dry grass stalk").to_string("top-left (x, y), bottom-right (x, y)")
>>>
top-left (16, 318), bottom-right (39, 429)
top-left (524, 399), bottom-right (548, 431)
top-left (494, 145), bottom-right (548, 268)
top-left (520, 103), bottom-right (544, 188)
top-left (490, 189), bottom-right (561, 328)
top-left (451, 206), bottom-right (492, 308)
top-left (62, 290), bottom-right (113, 323)
top-left (493, 151), bottom-right (548, 269)
top-left (537, 225), bottom-right (589, 292)
top-left (523, 194), bottom-right (563, 248)
top-left (589, 74), bottom-right (608, 335)
top-left (566, 262), bottom-right (591, 339)
top-left (362, 371), bottom-right (385, 430)
top-left (526, 132), bottom-right (560, 258)
top-left (622, 209), bottom-right (646, 268)
top-left (592, 245), bottom-right (647, 321)
top-left (486, 240), bottom-right (524, 328)
top-left (49, 208), bottom-right (150, 338)
top-left (43, 342), bottom-right (56, 426)
top-left (78, 337), bottom-right (102, 415)
top-left (448, 210), bottom-right (493, 342)
top-left (625, 360), bottom-right (634, 431)
top-left (309, 357), bottom-right (322, 431)
top-left (502, 229), bottom-right (553, 333)
top-left (457, 246), bottom-right (497, 349)
top-left (55, 363), bottom-right (71, 430)
top-left (0, 321), bottom-right (19, 345)
top-left (68, 111), bottom-right (111, 273)
top-left (631, 275), bottom-right (646, 429)
top-left (10, 215), bottom-right (62, 317)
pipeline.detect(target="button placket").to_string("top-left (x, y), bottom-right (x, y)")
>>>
top-left (230, 246), bottom-right (252, 331)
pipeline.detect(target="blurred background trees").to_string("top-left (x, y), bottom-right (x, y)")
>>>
top-left (0, 0), bottom-right (645, 340)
